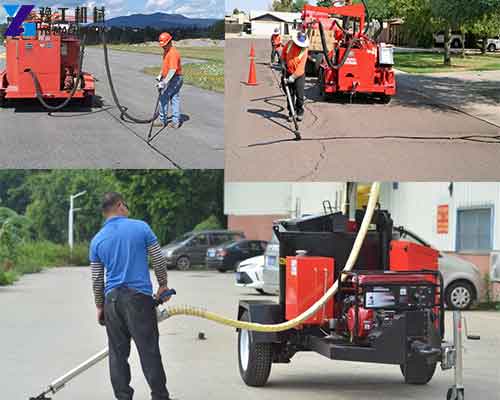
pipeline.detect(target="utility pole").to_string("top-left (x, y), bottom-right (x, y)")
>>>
top-left (68, 191), bottom-right (87, 251)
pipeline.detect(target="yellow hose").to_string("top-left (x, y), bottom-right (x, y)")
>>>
top-left (162, 182), bottom-right (381, 333)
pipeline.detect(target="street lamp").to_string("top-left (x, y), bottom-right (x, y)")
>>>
top-left (68, 190), bottom-right (87, 250)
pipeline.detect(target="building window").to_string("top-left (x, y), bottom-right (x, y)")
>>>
top-left (456, 207), bottom-right (493, 252)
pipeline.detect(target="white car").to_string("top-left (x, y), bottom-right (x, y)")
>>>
top-left (235, 255), bottom-right (265, 294)
top-left (486, 37), bottom-right (500, 52)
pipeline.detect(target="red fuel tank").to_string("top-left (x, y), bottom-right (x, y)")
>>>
top-left (390, 240), bottom-right (439, 272)
top-left (286, 256), bottom-right (335, 326)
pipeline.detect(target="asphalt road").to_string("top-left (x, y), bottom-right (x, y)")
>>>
top-left (1, 268), bottom-right (499, 400)
top-left (225, 39), bottom-right (500, 182)
top-left (0, 47), bottom-right (223, 168)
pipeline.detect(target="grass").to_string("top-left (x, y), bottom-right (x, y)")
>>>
top-left (394, 52), bottom-right (500, 74)
top-left (0, 241), bottom-right (89, 285)
top-left (97, 44), bottom-right (224, 63)
top-left (143, 63), bottom-right (224, 93)
top-left (474, 302), bottom-right (500, 311)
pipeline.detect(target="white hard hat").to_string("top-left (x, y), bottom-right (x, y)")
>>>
top-left (292, 31), bottom-right (310, 48)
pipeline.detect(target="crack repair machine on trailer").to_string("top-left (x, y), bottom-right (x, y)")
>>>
top-left (301, 0), bottom-right (396, 103)
top-left (0, 6), bottom-right (106, 109)
top-left (28, 183), bottom-right (479, 400)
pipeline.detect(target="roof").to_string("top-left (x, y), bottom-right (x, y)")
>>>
top-left (250, 10), bottom-right (301, 23)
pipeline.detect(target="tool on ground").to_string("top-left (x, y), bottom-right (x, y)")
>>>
top-left (279, 59), bottom-right (301, 140)
top-left (245, 43), bottom-right (258, 86)
top-left (301, 1), bottom-right (396, 102)
top-left (29, 288), bottom-right (177, 400)
top-left (445, 310), bottom-right (480, 400)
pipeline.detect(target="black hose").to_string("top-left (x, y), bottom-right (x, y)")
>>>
top-left (25, 33), bottom-right (87, 111)
top-left (101, 28), bottom-right (160, 124)
top-left (318, 20), bottom-right (360, 70)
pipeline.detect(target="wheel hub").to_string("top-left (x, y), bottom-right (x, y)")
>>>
top-left (451, 287), bottom-right (470, 308)
top-left (239, 329), bottom-right (250, 371)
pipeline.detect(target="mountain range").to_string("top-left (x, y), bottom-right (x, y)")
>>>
top-left (106, 12), bottom-right (219, 29)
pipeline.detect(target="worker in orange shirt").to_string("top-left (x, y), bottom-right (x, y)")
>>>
top-left (270, 28), bottom-right (282, 65)
top-left (281, 31), bottom-right (309, 122)
top-left (155, 32), bottom-right (183, 129)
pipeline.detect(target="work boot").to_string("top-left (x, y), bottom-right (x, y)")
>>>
top-left (287, 115), bottom-right (293, 123)
top-left (297, 114), bottom-right (304, 122)
top-left (170, 122), bottom-right (181, 129)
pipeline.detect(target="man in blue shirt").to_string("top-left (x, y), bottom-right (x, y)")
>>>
top-left (90, 192), bottom-right (172, 400)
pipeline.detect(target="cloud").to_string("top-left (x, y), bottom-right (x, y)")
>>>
top-left (145, 0), bottom-right (224, 19)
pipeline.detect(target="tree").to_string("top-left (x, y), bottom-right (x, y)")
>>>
top-left (233, 8), bottom-right (241, 15)
top-left (468, 11), bottom-right (500, 53)
top-left (273, 0), bottom-right (294, 12)
top-left (431, 0), bottom-right (500, 65)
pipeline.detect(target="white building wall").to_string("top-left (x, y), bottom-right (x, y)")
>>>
top-left (251, 20), bottom-right (283, 37)
top-left (225, 182), bottom-right (344, 217)
top-left (380, 182), bottom-right (500, 252)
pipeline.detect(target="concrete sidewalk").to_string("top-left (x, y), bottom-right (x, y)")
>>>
top-left (397, 70), bottom-right (500, 128)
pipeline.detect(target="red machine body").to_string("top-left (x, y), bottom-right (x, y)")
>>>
top-left (0, 23), bottom-right (94, 102)
top-left (302, 4), bottom-right (396, 100)
top-left (286, 256), bottom-right (335, 326)
top-left (346, 306), bottom-right (374, 338)
top-left (390, 240), bottom-right (439, 272)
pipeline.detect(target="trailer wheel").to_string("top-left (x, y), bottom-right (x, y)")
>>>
top-left (238, 311), bottom-right (272, 387)
top-left (400, 357), bottom-right (437, 384)
top-left (379, 95), bottom-right (392, 104)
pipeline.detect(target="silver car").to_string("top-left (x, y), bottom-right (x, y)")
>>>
top-left (262, 227), bottom-right (481, 310)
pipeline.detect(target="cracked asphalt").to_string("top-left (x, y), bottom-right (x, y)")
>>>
top-left (1, 268), bottom-right (499, 400)
top-left (0, 47), bottom-right (223, 169)
top-left (225, 39), bottom-right (500, 182)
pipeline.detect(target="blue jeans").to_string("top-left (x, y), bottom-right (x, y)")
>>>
top-left (159, 75), bottom-right (183, 125)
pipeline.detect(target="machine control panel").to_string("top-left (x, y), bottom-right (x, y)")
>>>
top-left (363, 284), bottom-right (435, 310)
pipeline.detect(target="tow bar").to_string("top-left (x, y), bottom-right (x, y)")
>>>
top-left (446, 310), bottom-right (481, 400)
top-left (28, 289), bottom-right (177, 400)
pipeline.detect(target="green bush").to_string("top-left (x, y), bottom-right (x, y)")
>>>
top-left (192, 215), bottom-right (222, 232)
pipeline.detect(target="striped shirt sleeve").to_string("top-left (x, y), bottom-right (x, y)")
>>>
top-left (91, 262), bottom-right (105, 307)
top-left (148, 243), bottom-right (168, 287)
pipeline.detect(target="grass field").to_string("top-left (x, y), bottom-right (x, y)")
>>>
top-left (100, 44), bottom-right (224, 92)
top-left (103, 44), bottom-right (224, 63)
top-left (395, 52), bottom-right (500, 74)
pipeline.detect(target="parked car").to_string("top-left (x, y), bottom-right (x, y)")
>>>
top-left (235, 255), bottom-right (265, 293)
top-left (486, 36), bottom-right (500, 52)
top-left (259, 226), bottom-right (481, 310)
top-left (206, 239), bottom-right (268, 272)
top-left (433, 31), bottom-right (464, 48)
top-left (161, 230), bottom-right (245, 270)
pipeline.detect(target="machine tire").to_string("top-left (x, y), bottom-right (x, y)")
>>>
top-left (446, 281), bottom-right (475, 310)
top-left (379, 94), bottom-right (392, 104)
top-left (176, 256), bottom-right (191, 271)
top-left (238, 311), bottom-right (272, 387)
top-left (488, 43), bottom-right (497, 52)
top-left (400, 357), bottom-right (437, 384)
top-left (82, 94), bottom-right (94, 108)
top-left (447, 388), bottom-right (465, 400)
top-left (256, 289), bottom-right (266, 294)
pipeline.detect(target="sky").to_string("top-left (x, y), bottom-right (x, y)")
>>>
top-left (226, 0), bottom-right (317, 13)
top-left (0, 0), bottom-right (225, 21)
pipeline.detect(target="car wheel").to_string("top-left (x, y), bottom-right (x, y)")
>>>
top-left (176, 256), bottom-right (191, 271)
top-left (400, 356), bottom-right (436, 384)
top-left (451, 39), bottom-right (461, 49)
top-left (446, 281), bottom-right (475, 310)
top-left (238, 311), bottom-right (272, 387)
top-left (217, 268), bottom-right (226, 273)
top-left (488, 43), bottom-right (497, 52)
top-left (256, 289), bottom-right (266, 294)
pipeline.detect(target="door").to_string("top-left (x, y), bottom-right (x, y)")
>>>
top-left (188, 233), bottom-right (210, 264)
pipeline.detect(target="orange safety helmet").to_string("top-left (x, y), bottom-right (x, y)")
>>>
top-left (159, 32), bottom-right (173, 47)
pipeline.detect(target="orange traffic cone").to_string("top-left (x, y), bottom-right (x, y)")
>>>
top-left (246, 43), bottom-right (258, 86)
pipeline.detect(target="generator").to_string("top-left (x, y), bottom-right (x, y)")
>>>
top-left (301, 2), bottom-right (396, 103)
top-left (0, 8), bottom-right (96, 107)
top-left (237, 208), bottom-right (452, 387)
